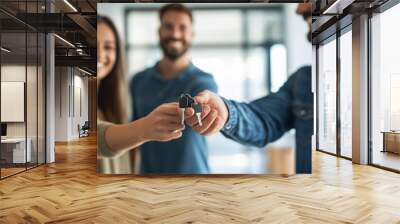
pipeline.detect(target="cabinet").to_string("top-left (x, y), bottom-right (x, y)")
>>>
top-left (382, 131), bottom-right (400, 154)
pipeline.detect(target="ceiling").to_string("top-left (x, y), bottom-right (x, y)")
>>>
top-left (0, 0), bottom-right (97, 74)
top-left (311, 0), bottom-right (391, 44)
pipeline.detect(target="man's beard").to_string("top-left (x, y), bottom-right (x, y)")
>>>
top-left (160, 39), bottom-right (190, 61)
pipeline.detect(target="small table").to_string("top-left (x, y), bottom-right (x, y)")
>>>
top-left (381, 131), bottom-right (400, 154)
top-left (1, 138), bottom-right (32, 164)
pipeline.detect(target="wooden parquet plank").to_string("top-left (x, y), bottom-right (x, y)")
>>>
top-left (1, 135), bottom-right (400, 223)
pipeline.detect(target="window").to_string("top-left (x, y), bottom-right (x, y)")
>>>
top-left (317, 38), bottom-right (337, 154)
top-left (339, 30), bottom-right (352, 158)
top-left (370, 3), bottom-right (400, 171)
top-left (316, 28), bottom-right (352, 159)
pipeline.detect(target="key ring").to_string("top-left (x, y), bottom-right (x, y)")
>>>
top-left (179, 94), bottom-right (203, 126)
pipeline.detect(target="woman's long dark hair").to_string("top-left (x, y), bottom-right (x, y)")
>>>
top-left (97, 15), bottom-right (128, 124)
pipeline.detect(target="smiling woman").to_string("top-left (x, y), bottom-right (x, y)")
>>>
top-left (97, 15), bottom-right (133, 174)
top-left (97, 16), bottom-right (127, 124)
top-left (96, 16), bottom-right (185, 174)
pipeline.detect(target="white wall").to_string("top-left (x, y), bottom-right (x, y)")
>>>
top-left (1, 65), bottom-right (26, 140)
top-left (1, 65), bottom-right (33, 137)
top-left (79, 75), bottom-right (89, 126)
top-left (54, 67), bottom-right (89, 141)
top-left (1, 64), bottom-right (47, 163)
top-left (72, 74), bottom-right (89, 138)
top-left (55, 66), bottom-right (68, 141)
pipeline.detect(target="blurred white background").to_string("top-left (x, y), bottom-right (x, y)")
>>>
top-left (98, 3), bottom-right (311, 174)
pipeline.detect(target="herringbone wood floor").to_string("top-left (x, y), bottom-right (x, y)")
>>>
top-left (1, 135), bottom-right (400, 224)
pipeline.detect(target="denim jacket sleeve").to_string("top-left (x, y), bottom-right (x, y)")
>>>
top-left (220, 76), bottom-right (294, 147)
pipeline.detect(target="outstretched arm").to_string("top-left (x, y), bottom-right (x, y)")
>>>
top-left (99, 103), bottom-right (185, 158)
top-left (185, 82), bottom-right (293, 147)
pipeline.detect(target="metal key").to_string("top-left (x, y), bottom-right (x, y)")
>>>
top-left (179, 94), bottom-right (189, 125)
top-left (191, 102), bottom-right (203, 126)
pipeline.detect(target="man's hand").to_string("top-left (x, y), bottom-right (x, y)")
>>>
top-left (184, 90), bottom-right (228, 135)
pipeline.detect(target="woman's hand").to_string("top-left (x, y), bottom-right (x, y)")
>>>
top-left (104, 103), bottom-right (184, 155)
top-left (138, 103), bottom-right (185, 142)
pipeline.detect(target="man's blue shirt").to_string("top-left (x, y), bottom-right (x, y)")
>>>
top-left (221, 66), bottom-right (313, 173)
top-left (130, 62), bottom-right (218, 174)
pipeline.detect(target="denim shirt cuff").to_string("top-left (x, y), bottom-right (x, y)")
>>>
top-left (221, 97), bottom-right (238, 134)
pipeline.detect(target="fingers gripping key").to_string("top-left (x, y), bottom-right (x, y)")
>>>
top-left (192, 102), bottom-right (203, 126)
top-left (178, 94), bottom-right (203, 126)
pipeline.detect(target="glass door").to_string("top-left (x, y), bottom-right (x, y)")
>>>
top-left (317, 37), bottom-right (337, 155)
top-left (0, 0), bottom-right (47, 179)
top-left (1, 30), bottom-right (28, 178)
top-left (339, 29), bottom-right (352, 158)
top-left (370, 2), bottom-right (400, 171)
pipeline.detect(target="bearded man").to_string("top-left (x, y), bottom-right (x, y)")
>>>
top-left (130, 3), bottom-right (218, 174)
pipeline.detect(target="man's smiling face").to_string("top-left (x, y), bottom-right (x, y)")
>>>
top-left (159, 10), bottom-right (194, 61)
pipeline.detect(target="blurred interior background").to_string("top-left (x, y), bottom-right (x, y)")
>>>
top-left (98, 3), bottom-right (311, 174)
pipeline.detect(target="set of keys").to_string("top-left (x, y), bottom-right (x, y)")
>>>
top-left (179, 94), bottom-right (202, 126)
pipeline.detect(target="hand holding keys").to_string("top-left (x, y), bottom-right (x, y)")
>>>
top-left (179, 94), bottom-right (202, 126)
top-left (184, 90), bottom-right (229, 136)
